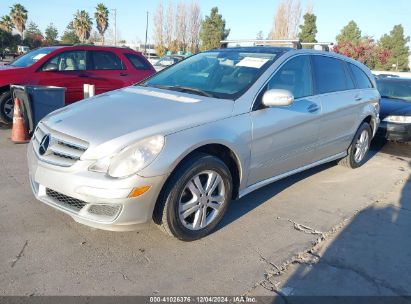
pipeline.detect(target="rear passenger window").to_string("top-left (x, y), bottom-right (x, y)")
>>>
top-left (268, 55), bottom-right (313, 99)
top-left (312, 56), bottom-right (354, 94)
top-left (90, 51), bottom-right (124, 70)
top-left (124, 53), bottom-right (151, 70)
top-left (349, 64), bottom-right (373, 89)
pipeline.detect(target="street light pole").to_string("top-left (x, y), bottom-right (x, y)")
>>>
top-left (144, 11), bottom-right (149, 56)
top-left (112, 8), bottom-right (117, 46)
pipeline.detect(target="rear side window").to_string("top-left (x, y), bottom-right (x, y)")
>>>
top-left (312, 56), bottom-right (354, 94)
top-left (124, 53), bottom-right (151, 70)
top-left (268, 55), bottom-right (313, 99)
top-left (90, 51), bottom-right (124, 70)
top-left (349, 64), bottom-right (373, 89)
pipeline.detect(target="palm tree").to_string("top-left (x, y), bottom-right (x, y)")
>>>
top-left (94, 3), bottom-right (109, 45)
top-left (72, 10), bottom-right (93, 43)
top-left (10, 4), bottom-right (28, 38)
top-left (0, 15), bottom-right (14, 33)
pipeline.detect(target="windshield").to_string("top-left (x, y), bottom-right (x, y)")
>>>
top-left (10, 47), bottom-right (56, 68)
top-left (142, 50), bottom-right (279, 99)
top-left (377, 79), bottom-right (411, 102)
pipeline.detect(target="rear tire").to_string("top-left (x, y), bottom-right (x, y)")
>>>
top-left (338, 122), bottom-right (372, 169)
top-left (0, 91), bottom-right (13, 125)
top-left (153, 153), bottom-right (233, 241)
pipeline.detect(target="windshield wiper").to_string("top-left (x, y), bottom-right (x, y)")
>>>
top-left (150, 84), bottom-right (214, 98)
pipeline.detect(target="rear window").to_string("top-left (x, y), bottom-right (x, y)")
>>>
top-left (349, 63), bottom-right (373, 89)
top-left (124, 53), bottom-right (152, 70)
top-left (90, 51), bottom-right (124, 70)
top-left (312, 56), bottom-right (354, 94)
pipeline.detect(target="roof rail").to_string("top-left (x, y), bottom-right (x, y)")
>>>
top-left (220, 39), bottom-right (302, 49)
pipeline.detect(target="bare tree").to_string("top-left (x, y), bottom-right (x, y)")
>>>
top-left (153, 2), bottom-right (165, 56)
top-left (187, 1), bottom-right (201, 53)
top-left (305, 1), bottom-right (314, 14)
top-left (152, 0), bottom-right (201, 55)
top-left (164, 1), bottom-right (175, 50)
top-left (175, 2), bottom-right (187, 52)
top-left (269, 0), bottom-right (302, 39)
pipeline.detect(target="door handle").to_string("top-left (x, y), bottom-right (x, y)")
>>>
top-left (119, 72), bottom-right (128, 76)
top-left (79, 74), bottom-right (89, 78)
top-left (307, 104), bottom-right (320, 113)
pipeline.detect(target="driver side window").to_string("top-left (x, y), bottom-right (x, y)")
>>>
top-left (42, 51), bottom-right (87, 71)
top-left (268, 55), bottom-right (313, 99)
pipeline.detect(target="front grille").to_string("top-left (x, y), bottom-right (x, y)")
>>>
top-left (32, 122), bottom-right (89, 167)
top-left (46, 188), bottom-right (87, 211)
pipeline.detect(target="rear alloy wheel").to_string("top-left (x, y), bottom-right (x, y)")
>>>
top-left (0, 91), bottom-right (13, 124)
top-left (339, 122), bottom-right (372, 169)
top-left (154, 153), bottom-right (232, 241)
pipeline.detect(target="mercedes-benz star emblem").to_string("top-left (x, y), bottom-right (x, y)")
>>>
top-left (39, 134), bottom-right (51, 156)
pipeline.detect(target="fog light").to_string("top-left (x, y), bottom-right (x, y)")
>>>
top-left (128, 186), bottom-right (151, 198)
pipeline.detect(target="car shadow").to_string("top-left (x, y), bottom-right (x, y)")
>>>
top-left (217, 162), bottom-right (335, 231)
top-left (268, 157), bottom-right (411, 301)
top-left (217, 140), bottom-right (386, 232)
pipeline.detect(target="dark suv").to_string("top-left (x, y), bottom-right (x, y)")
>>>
top-left (0, 45), bottom-right (156, 124)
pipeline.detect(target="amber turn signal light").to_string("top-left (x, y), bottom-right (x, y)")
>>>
top-left (128, 186), bottom-right (151, 198)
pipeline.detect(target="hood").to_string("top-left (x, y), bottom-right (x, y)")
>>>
top-left (0, 64), bottom-right (23, 71)
top-left (43, 86), bottom-right (234, 159)
top-left (380, 97), bottom-right (411, 120)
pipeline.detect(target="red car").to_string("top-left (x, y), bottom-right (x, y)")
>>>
top-left (0, 45), bottom-right (156, 124)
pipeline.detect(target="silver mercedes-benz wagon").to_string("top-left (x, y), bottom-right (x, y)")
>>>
top-left (28, 46), bottom-right (380, 241)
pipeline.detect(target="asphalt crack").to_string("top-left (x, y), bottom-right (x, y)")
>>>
top-left (255, 248), bottom-right (282, 274)
top-left (11, 240), bottom-right (28, 268)
top-left (245, 174), bottom-right (410, 297)
top-left (244, 215), bottom-right (356, 296)
top-left (317, 257), bottom-right (408, 297)
top-left (287, 219), bottom-right (324, 236)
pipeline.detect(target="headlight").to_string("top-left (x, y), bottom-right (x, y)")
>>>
top-left (383, 115), bottom-right (411, 123)
top-left (89, 135), bottom-right (165, 178)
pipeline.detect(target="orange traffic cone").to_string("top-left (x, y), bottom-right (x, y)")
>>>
top-left (11, 97), bottom-right (30, 144)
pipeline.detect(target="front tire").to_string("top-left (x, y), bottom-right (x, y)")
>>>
top-left (338, 122), bottom-right (372, 169)
top-left (154, 153), bottom-right (233, 241)
top-left (0, 91), bottom-right (13, 124)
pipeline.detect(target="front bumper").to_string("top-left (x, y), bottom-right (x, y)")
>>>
top-left (27, 141), bottom-right (168, 231)
top-left (377, 121), bottom-right (411, 142)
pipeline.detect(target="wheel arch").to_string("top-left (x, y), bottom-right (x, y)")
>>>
top-left (0, 85), bottom-right (10, 95)
top-left (160, 142), bottom-right (243, 201)
top-left (362, 114), bottom-right (377, 136)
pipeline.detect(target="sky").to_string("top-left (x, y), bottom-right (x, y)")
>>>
top-left (1, 0), bottom-right (410, 45)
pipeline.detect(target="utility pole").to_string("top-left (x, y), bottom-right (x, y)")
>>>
top-left (144, 11), bottom-right (149, 56)
top-left (112, 8), bottom-right (117, 46)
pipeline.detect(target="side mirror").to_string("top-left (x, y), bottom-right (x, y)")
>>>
top-left (262, 89), bottom-right (294, 107)
top-left (42, 63), bottom-right (58, 72)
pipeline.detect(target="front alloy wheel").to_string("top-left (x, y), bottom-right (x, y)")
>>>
top-left (178, 170), bottom-right (226, 231)
top-left (154, 153), bottom-right (232, 241)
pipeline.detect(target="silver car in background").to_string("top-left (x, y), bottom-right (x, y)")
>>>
top-left (28, 47), bottom-right (380, 241)
top-left (153, 55), bottom-right (185, 72)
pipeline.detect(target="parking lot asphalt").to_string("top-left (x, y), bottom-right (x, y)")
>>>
top-left (0, 126), bottom-right (410, 297)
